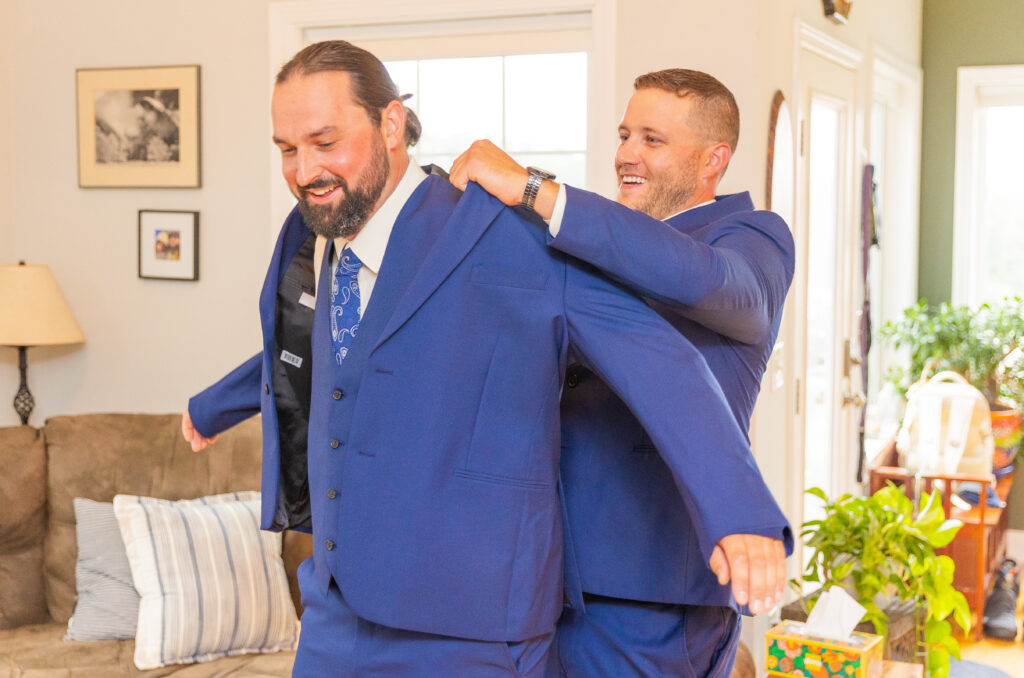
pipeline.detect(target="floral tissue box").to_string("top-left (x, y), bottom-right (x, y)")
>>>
top-left (765, 620), bottom-right (883, 678)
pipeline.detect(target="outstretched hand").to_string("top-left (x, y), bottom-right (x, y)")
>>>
top-left (709, 533), bottom-right (786, 615)
top-left (449, 140), bottom-right (531, 208)
top-left (181, 408), bottom-right (218, 453)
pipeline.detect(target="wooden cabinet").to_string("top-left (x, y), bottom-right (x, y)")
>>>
top-left (868, 439), bottom-right (1014, 640)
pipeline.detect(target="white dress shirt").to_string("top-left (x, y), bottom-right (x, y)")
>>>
top-left (312, 161), bottom-right (428, 316)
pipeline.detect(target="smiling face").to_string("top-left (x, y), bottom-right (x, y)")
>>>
top-left (615, 88), bottom-right (711, 219)
top-left (272, 71), bottom-right (393, 240)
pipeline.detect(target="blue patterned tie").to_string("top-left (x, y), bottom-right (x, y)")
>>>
top-left (330, 246), bottom-right (362, 366)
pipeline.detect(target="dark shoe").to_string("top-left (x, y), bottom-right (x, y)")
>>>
top-left (982, 558), bottom-right (1020, 641)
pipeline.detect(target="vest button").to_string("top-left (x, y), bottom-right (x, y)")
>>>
top-left (332, 389), bottom-right (344, 400)
top-left (330, 438), bottom-right (341, 449)
top-left (566, 372), bottom-right (579, 388)
top-left (325, 539), bottom-right (336, 551)
top-left (327, 488), bottom-right (337, 499)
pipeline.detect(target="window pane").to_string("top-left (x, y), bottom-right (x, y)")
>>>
top-left (803, 99), bottom-right (842, 534)
top-left (504, 52), bottom-right (587, 153)
top-left (979, 106), bottom-right (1024, 302)
top-left (416, 57), bottom-right (503, 155)
top-left (416, 154), bottom-right (457, 174)
top-left (383, 60), bottom-right (419, 111)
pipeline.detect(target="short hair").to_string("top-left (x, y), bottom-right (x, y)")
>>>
top-left (276, 40), bottom-right (421, 147)
top-left (634, 68), bottom-right (739, 153)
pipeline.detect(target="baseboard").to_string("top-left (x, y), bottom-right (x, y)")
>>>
top-left (1007, 529), bottom-right (1024, 560)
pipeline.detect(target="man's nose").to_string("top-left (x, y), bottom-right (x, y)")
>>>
top-left (615, 138), bottom-right (639, 168)
top-left (295, 148), bottom-right (322, 187)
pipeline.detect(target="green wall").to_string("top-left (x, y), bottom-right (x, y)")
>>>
top-left (920, 0), bottom-right (1024, 304)
top-left (921, 0), bottom-right (1024, 531)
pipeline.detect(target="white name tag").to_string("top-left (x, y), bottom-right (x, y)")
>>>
top-left (299, 292), bottom-right (316, 309)
top-left (280, 350), bottom-right (303, 368)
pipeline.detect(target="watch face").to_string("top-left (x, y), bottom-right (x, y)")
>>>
top-left (527, 166), bottom-right (556, 181)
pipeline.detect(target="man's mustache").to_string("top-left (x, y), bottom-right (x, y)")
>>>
top-left (298, 175), bottom-right (349, 195)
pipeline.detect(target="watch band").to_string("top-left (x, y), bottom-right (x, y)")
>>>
top-left (520, 167), bottom-right (556, 211)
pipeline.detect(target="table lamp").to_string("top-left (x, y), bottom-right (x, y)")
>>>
top-left (0, 262), bottom-right (85, 424)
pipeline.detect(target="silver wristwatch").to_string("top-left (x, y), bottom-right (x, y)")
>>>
top-left (520, 167), bottom-right (556, 211)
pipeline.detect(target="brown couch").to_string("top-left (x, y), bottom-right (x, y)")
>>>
top-left (0, 413), bottom-right (311, 676)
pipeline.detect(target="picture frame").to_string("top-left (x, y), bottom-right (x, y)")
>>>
top-left (77, 65), bottom-right (200, 188)
top-left (138, 210), bottom-right (199, 281)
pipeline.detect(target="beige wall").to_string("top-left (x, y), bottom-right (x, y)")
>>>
top-left (1, 3), bottom-right (17, 406)
top-left (0, 0), bottom-right (922, 430)
top-left (1, 0), bottom-right (273, 427)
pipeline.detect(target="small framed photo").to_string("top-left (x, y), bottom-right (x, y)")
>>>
top-left (138, 210), bottom-right (199, 281)
top-left (77, 65), bottom-right (200, 188)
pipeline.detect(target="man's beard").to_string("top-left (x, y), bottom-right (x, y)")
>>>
top-left (297, 137), bottom-right (389, 240)
top-left (619, 150), bottom-right (701, 220)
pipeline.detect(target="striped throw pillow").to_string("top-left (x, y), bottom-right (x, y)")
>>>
top-left (66, 498), bottom-right (140, 641)
top-left (113, 492), bottom-right (298, 670)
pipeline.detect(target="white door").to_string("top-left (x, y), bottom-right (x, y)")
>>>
top-left (793, 45), bottom-right (864, 569)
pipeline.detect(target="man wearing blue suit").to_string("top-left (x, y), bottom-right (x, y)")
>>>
top-left (451, 69), bottom-right (795, 677)
top-left (183, 43), bottom-right (789, 677)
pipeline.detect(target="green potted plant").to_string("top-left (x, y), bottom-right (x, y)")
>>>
top-left (793, 485), bottom-right (971, 678)
top-left (879, 296), bottom-right (1024, 468)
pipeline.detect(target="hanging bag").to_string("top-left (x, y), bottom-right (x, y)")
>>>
top-left (896, 371), bottom-right (995, 476)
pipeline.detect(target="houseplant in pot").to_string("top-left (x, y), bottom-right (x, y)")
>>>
top-left (793, 485), bottom-right (971, 678)
top-left (878, 297), bottom-right (1024, 471)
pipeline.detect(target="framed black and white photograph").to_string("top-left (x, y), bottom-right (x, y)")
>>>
top-left (138, 210), bottom-right (199, 281)
top-left (77, 65), bottom-right (200, 187)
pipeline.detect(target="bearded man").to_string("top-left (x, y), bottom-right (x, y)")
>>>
top-left (182, 46), bottom-right (789, 677)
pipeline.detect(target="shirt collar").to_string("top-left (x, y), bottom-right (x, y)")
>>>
top-left (336, 161), bottom-right (427, 273)
top-left (663, 198), bottom-right (716, 222)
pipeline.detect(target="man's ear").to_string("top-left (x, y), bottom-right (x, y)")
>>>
top-left (381, 100), bottom-right (406, 151)
top-left (702, 142), bottom-right (732, 183)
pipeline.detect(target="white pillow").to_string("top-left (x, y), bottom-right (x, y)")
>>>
top-left (113, 492), bottom-right (298, 670)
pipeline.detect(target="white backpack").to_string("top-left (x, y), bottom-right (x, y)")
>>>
top-left (896, 371), bottom-right (995, 476)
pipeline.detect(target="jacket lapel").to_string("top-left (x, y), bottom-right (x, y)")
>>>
top-left (371, 181), bottom-right (503, 352)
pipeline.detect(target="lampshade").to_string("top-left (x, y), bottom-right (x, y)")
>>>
top-left (0, 263), bottom-right (85, 347)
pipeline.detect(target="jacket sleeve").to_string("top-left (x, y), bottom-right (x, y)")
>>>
top-left (551, 186), bottom-right (795, 345)
top-left (563, 257), bottom-right (793, 561)
top-left (187, 352), bottom-right (263, 438)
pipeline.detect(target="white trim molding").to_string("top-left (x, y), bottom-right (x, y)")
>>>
top-left (798, 21), bottom-right (863, 71)
top-left (953, 64), bottom-right (1024, 306)
top-left (266, 0), bottom-right (617, 247)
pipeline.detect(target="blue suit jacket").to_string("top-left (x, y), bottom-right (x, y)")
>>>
top-left (553, 187), bottom-right (796, 611)
top-left (189, 178), bottom-right (782, 641)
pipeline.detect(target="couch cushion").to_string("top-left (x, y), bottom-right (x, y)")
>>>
top-left (0, 425), bottom-right (49, 629)
top-left (0, 623), bottom-right (296, 676)
top-left (44, 414), bottom-right (265, 624)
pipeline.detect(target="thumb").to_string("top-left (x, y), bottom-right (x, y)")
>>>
top-left (709, 544), bottom-right (730, 585)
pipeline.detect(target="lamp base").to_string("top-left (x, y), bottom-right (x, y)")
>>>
top-left (14, 346), bottom-right (33, 426)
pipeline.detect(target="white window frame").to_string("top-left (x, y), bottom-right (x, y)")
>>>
top-left (952, 64), bottom-right (1024, 306)
top-left (266, 0), bottom-right (617, 247)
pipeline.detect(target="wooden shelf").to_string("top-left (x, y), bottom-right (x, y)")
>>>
top-left (868, 439), bottom-right (1015, 640)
